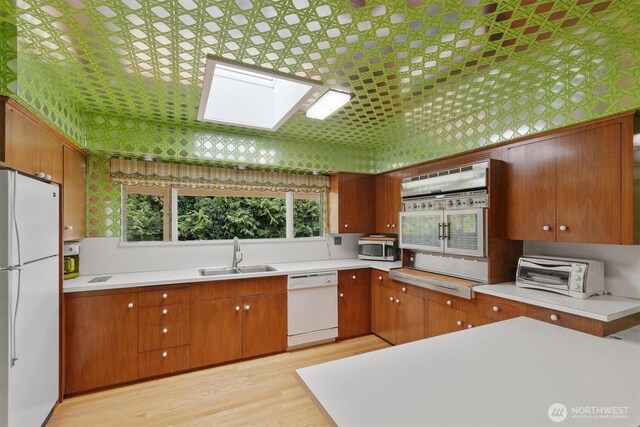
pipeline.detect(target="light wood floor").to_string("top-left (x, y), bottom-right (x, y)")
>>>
top-left (48, 335), bottom-right (389, 426)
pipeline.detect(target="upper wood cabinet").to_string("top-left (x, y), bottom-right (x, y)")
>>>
top-left (2, 101), bottom-right (64, 183)
top-left (505, 115), bottom-right (637, 244)
top-left (63, 146), bottom-right (86, 241)
top-left (374, 174), bottom-right (401, 234)
top-left (329, 173), bottom-right (374, 234)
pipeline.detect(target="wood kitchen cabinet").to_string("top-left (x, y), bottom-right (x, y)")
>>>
top-left (374, 174), bottom-right (402, 234)
top-left (65, 291), bottom-right (139, 394)
top-left (505, 118), bottom-right (633, 244)
top-left (2, 100), bottom-right (64, 183)
top-left (62, 145), bottom-right (86, 241)
top-left (338, 269), bottom-right (371, 339)
top-left (190, 276), bottom-right (287, 368)
top-left (329, 173), bottom-right (374, 233)
top-left (425, 292), bottom-right (475, 337)
top-left (371, 272), bottom-right (425, 345)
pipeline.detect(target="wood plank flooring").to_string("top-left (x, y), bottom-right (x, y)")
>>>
top-left (48, 335), bottom-right (389, 426)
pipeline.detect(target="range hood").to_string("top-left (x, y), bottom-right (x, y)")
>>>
top-left (401, 162), bottom-right (488, 199)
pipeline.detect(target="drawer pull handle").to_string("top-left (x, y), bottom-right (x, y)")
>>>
top-left (550, 314), bottom-right (559, 321)
top-left (127, 303), bottom-right (134, 309)
top-left (162, 352), bottom-right (168, 358)
top-left (235, 306), bottom-right (240, 311)
top-left (467, 324), bottom-right (474, 329)
top-left (244, 304), bottom-right (250, 311)
top-left (559, 225), bottom-right (567, 231)
top-left (395, 298), bottom-right (400, 304)
top-left (389, 297), bottom-right (394, 302)
top-left (401, 287), bottom-right (407, 293)
top-left (378, 276), bottom-right (383, 281)
top-left (492, 306), bottom-right (500, 312)
top-left (162, 293), bottom-right (168, 299)
top-left (446, 300), bottom-right (452, 306)
top-left (543, 225), bottom-right (550, 231)
top-left (162, 309), bottom-right (168, 315)
top-left (456, 320), bottom-right (463, 326)
top-left (162, 328), bottom-right (168, 334)
top-left (339, 293), bottom-right (344, 298)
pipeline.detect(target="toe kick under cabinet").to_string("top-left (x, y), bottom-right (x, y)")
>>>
top-left (64, 277), bottom-right (287, 395)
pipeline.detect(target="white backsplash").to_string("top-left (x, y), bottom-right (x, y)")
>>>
top-left (524, 241), bottom-right (640, 299)
top-left (79, 234), bottom-right (362, 275)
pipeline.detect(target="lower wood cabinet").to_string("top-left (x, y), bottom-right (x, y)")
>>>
top-left (371, 272), bottom-right (425, 345)
top-left (64, 277), bottom-right (287, 395)
top-left (426, 300), bottom-right (467, 337)
top-left (338, 269), bottom-right (371, 339)
top-left (65, 292), bottom-right (138, 394)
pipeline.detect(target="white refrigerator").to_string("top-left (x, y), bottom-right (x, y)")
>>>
top-left (0, 170), bottom-right (59, 427)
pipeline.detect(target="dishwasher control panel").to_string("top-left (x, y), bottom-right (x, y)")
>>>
top-left (287, 271), bottom-right (338, 289)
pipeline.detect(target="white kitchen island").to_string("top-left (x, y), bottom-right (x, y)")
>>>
top-left (296, 317), bottom-right (640, 426)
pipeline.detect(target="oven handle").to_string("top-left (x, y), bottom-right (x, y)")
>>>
top-left (438, 223), bottom-right (443, 240)
top-left (443, 222), bottom-right (450, 240)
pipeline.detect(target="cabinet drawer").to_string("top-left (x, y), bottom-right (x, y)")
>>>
top-left (339, 269), bottom-right (371, 285)
top-left (427, 290), bottom-right (470, 312)
top-left (477, 297), bottom-right (522, 322)
top-left (525, 305), bottom-right (602, 336)
top-left (139, 287), bottom-right (190, 307)
top-left (138, 345), bottom-right (190, 379)
top-left (139, 321), bottom-right (190, 352)
top-left (139, 303), bottom-right (190, 326)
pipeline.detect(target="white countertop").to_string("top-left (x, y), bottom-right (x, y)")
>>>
top-left (475, 283), bottom-right (640, 322)
top-left (63, 258), bottom-right (402, 293)
top-left (296, 317), bottom-right (640, 427)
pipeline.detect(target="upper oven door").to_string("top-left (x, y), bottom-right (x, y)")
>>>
top-left (399, 211), bottom-right (444, 252)
top-left (443, 208), bottom-right (486, 257)
top-left (516, 258), bottom-right (572, 290)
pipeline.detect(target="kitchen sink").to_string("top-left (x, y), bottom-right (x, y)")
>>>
top-left (199, 265), bottom-right (276, 277)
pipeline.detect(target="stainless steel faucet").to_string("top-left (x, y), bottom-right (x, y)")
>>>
top-left (232, 236), bottom-right (243, 268)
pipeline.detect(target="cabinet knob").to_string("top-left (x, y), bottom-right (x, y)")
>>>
top-left (467, 324), bottom-right (474, 329)
top-left (162, 328), bottom-right (168, 334)
top-left (235, 306), bottom-right (241, 311)
top-left (391, 224), bottom-right (396, 228)
top-left (162, 352), bottom-right (168, 358)
top-left (389, 296), bottom-right (394, 302)
top-left (44, 174), bottom-right (51, 181)
top-left (36, 172), bottom-right (45, 179)
top-left (162, 293), bottom-right (168, 299)
top-left (378, 276), bottom-right (383, 281)
top-left (559, 225), bottom-right (567, 231)
top-left (344, 224), bottom-right (348, 228)
top-left (64, 225), bottom-right (74, 231)
top-left (127, 302), bottom-right (134, 309)
top-left (352, 275), bottom-right (356, 280)
top-left (401, 287), bottom-right (407, 293)
top-left (244, 304), bottom-right (250, 311)
top-left (492, 306), bottom-right (500, 312)
top-left (446, 300), bottom-right (452, 306)
top-left (395, 298), bottom-right (400, 304)
top-left (550, 314), bottom-right (559, 321)
top-left (386, 224), bottom-right (390, 228)
top-left (339, 293), bottom-right (344, 298)
top-left (542, 225), bottom-right (550, 231)
top-left (162, 309), bottom-right (168, 315)
top-left (456, 320), bottom-right (463, 326)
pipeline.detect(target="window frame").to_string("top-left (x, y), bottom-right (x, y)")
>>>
top-left (120, 184), bottom-right (326, 244)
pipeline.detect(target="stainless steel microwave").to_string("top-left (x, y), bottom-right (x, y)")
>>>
top-left (516, 256), bottom-right (604, 299)
top-left (358, 237), bottom-right (399, 261)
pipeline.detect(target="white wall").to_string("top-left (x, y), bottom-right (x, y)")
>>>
top-left (524, 241), bottom-right (640, 299)
top-left (79, 234), bottom-right (361, 275)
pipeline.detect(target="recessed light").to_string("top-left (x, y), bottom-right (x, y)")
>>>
top-left (305, 89), bottom-right (353, 120)
top-left (197, 56), bottom-right (322, 131)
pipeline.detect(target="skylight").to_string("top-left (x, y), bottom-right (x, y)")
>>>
top-left (197, 56), bottom-right (322, 131)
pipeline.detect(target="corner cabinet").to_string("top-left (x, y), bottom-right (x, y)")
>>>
top-left (329, 173), bottom-right (374, 233)
top-left (505, 114), bottom-right (638, 244)
top-left (374, 174), bottom-right (402, 234)
top-left (63, 146), bottom-right (87, 241)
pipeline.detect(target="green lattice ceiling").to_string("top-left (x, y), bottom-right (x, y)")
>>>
top-left (8, 0), bottom-right (640, 162)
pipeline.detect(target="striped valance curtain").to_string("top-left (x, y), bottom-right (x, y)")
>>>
top-left (109, 158), bottom-right (330, 193)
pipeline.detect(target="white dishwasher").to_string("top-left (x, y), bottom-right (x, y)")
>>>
top-left (287, 271), bottom-right (338, 349)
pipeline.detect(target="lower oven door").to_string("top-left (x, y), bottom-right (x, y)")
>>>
top-left (443, 208), bottom-right (486, 257)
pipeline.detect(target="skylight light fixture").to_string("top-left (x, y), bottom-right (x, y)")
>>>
top-left (197, 56), bottom-right (322, 131)
top-left (305, 89), bottom-right (353, 120)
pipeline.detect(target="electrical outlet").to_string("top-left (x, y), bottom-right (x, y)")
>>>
top-left (334, 236), bottom-right (342, 245)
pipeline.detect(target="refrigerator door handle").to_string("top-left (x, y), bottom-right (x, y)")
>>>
top-left (9, 268), bottom-right (22, 366)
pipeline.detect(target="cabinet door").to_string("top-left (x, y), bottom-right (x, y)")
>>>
top-left (338, 269), bottom-right (371, 339)
top-left (395, 292), bottom-right (425, 344)
top-left (242, 293), bottom-right (287, 359)
top-left (426, 301), bottom-right (466, 338)
top-left (190, 298), bottom-right (243, 368)
top-left (4, 106), bottom-right (41, 178)
top-left (65, 293), bottom-right (138, 394)
top-left (371, 282), bottom-right (396, 343)
top-left (62, 146), bottom-right (86, 241)
top-left (331, 174), bottom-right (373, 233)
top-left (505, 139), bottom-right (556, 241)
top-left (375, 175), bottom-right (401, 233)
top-left (555, 124), bottom-right (622, 244)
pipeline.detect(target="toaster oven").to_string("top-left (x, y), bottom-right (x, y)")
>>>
top-left (516, 256), bottom-right (604, 299)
